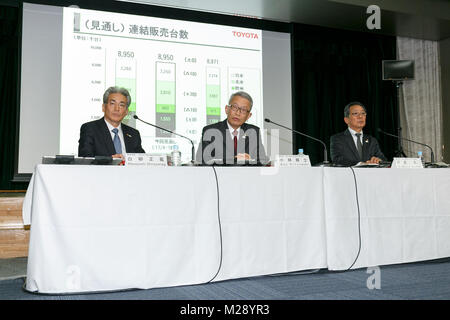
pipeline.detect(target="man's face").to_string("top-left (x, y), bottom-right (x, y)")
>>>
top-left (344, 104), bottom-right (366, 132)
top-left (225, 95), bottom-right (252, 129)
top-left (102, 93), bottom-right (129, 126)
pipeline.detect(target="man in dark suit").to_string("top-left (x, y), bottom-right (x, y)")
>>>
top-left (78, 86), bottom-right (145, 158)
top-left (330, 101), bottom-right (386, 166)
top-left (196, 91), bottom-right (269, 165)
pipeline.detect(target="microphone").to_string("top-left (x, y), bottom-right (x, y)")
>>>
top-left (133, 115), bottom-right (195, 164)
top-left (265, 118), bottom-right (329, 165)
top-left (377, 128), bottom-right (435, 164)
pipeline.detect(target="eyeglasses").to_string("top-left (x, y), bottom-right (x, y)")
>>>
top-left (227, 104), bottom-right (250, 115)
top-left (350, 112), bottom-right (367, 117)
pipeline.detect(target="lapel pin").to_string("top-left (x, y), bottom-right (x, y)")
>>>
top-left (126, 133), bottom-right (132, 138)
top-left (365, 139), bottom-right (369, 143)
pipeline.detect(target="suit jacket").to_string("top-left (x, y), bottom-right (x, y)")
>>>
top-left (78, 117), bottom-right (145, 157)
top-left (196, 119), bottom-right (269, 165)
top-left (330, 129), bottom-right (386, 166)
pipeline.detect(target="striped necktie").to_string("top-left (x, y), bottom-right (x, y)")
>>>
top-left (233, 129), bottom-right (238, 156)
top-left (355, 133), bottom-right (363, 160)
top-left (112, 128), bottom-right (122, 154)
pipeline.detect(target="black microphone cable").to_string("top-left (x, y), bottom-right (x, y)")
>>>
top-left (205, 165), bottom-right (224, 284)
top-left (23, 166), bottom-right (226, 295)
top-left (328, 166), bottom-right (362, 275)
top-left (206, 165), bottom-right (322, 281)
top-left (346, 166), bottom-right (362, 271)
top-left (272, 166), bottom-right (363, 276)
top-left (23, 166), bottom-right (224, 295)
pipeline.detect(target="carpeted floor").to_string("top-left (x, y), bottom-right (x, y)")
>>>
top-left (1, 257), bottom-right (450, 300)
top-left (0, 257), bottom-right (27, 281)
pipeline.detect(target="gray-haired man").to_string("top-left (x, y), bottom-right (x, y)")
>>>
top-left (78, 86), bottom-right (145, 158)
top-left (196, 91), bottom-right (269, 165)
top-left (330, 101), bottom-right (386, 166)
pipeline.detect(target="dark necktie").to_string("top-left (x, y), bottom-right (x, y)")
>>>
top-left (233, 130), bottom-right (238, 156)
top-left (112, 128), bottom-right (122, 154)
top-left (355, 133), bottom-right (363, 160)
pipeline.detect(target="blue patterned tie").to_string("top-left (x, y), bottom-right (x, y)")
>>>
top-left (112, 128), bottom-right (122, 154)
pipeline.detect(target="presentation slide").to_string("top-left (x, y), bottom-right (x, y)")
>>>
top-left (18, 3), bottom-right (292, 175)
top-left (60, 7), bottom-right (263, 162)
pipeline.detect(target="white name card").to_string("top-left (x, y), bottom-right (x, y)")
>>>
top-left (391, 157), bottom-right (423, 169)
top-left (125, 153), bottom-right (168, 166)
top-left (274, 154), bottom-right (311, 167)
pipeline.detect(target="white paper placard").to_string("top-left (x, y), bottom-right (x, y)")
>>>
top-left (391, 157), bottom-right (423, 169)
top-left (125, 153), bottom-right (168, 166)
top-left (274, 154), bottom-right (311, 167)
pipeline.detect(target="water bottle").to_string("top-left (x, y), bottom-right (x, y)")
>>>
top-left (418, 151), bottom-right (425, 167)
top-left (171, 145), bottom-right (181, 166)
top-left (298, 148), bottom-right (304, 155)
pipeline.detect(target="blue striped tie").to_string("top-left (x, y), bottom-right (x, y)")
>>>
top-left (112, 128), bottom-right (122, 154)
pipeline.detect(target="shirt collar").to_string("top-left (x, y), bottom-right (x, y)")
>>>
top-left (104, 118), bottom-right (122, 132)
top-left (226, 121), bottom-right (240, 138)
top-left (348, 127), bottom-right (363, 137)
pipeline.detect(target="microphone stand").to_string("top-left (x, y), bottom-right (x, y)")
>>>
top-left (378, 128), bottom-right (435, 164)
top-left (393, 80), bottom-right (407, 157)
top-left (265, 118), bottom-right (330, 166)
top-left (134, 115), bottom-right (195, 165)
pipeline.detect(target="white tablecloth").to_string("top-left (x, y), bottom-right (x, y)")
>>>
top-left (23, 165), bottom-right (450, 293)
top-left (23, 165), bottom-right (327, 293)
top-left (324, 168), bottom-right (450, 270)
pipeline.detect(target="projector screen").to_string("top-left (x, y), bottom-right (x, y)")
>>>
top-left (18, 2), bottom-right (293, 175)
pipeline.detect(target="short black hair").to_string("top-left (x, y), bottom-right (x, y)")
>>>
top-left (344, 101), bottom-right (366, 117)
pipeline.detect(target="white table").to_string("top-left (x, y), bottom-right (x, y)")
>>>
top-left (23, 165), bottom-right (327, 293)
top-left (23, 165), bottom-right (450, 293)
top-left (324, 167), bottom-right (450, 270)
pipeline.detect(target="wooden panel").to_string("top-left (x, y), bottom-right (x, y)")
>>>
top-left (0, 229), bottom-right (29, 258)
top-left (0, 197), bottom-right (25, 229)
top-left (0, 196), bottom-right (29, 258)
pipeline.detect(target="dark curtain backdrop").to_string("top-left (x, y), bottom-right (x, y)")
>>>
top-left (292, 23), bottom-right (398, 164)
top-left (0, 4), bottom-right (27, 190)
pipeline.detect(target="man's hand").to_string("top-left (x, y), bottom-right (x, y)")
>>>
top-left (366, 156), bottom-right (381, 164)
top-left (112, 153), bottom-right (125, 165)
top-left (112, 154), bottom-right (124, 160)
top-left (235, 153), bottom-right (251, 161)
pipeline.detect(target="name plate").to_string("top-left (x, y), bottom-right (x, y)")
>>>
top-left (274, 154), bottom-right (311, 167)
top-left (125, 153), bottom-right (168, 166)
top-left (391, 157), bottom-right (423, 169)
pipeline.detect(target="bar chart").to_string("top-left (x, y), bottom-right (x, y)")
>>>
top-left (60, 7), bottom-right (263, 162)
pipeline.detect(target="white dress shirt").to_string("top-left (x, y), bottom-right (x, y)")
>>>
top-left (104, 119), bottom-right (127, 154)
top-left (348, 127), bottom-right (363, 150)
top-left (226, 121), bottom-right (241, 140)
